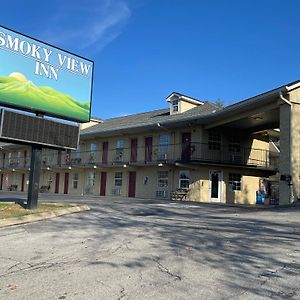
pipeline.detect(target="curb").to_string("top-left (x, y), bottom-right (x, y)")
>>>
top-left (0, 204), bottom-right (90, 228)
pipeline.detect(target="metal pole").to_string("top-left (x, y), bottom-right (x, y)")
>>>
top-left (27, 145), bottom-right (42, 209)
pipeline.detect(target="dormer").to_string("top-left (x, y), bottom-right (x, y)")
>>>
top-left (166, 92), bottom-right (204, 115)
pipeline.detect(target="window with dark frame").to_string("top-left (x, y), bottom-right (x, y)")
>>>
top-left (172, 99), bottom-right (179, 113)
top-left (159, 135), bottom-right (169, 159)
top-left (114, 172), bottom-right (123, 186)
top-left (179, 170), bottom-right (190, 188)
top-left (229, 173), bottom-right (242, 191)
top-left (208, 132), bottom-right (221, 150)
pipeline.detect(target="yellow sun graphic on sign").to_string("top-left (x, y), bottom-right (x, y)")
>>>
top-left (9, 72), bottom-right (27, 82)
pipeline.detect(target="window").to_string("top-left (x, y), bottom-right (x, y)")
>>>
top-left (88, 144), bottom-right (97, 163)
top-left (49, 150), bottom-right (55, 164)
top-left (8, 152), bottom-right (12, 165)
top-left (16, 152), bottom-right (21, 164)
top-left (116, 140), bottom-right (124, 160)
top-left (76, 145), bottom-right (81, 159)
top-left (114, 172), bottom-right (123, 186)
top-left (208, 132), bottom-right (221, 150)
top-left (90, 143), bottom-right (97, 157)
top-left (88, 172), bottom-right (95, 185)
top-left (73, 173), bottom-right (79, 189)
top-left (229, 136), bottom-right (241, 152)
top-left (229, 173), bottom-right (242, 191)
top-left (159, 135), bottom-right (169, 159)
top-left (179, 170), bottom-right (190, 188)
top-left (172, 98), bottom-right (179, 113)
top-left (158, 171), bottom-right (168, 187)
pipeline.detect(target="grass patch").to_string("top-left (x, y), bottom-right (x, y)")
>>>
top-left (0, 203), bottom-right (73, 220)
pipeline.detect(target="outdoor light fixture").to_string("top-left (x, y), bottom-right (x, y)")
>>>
top-left (253, 116), bottom-right (263, 121)
top-left (123, 164), bottom-right (127, 168)
top-left (93, 165), bottom-right (97, 169)
top-left (158, 163), bottom-right (163, 167)
top-left (46, 167), bottom-right (50, 170)
top-left (68, 166), bottom-right (72, 170)
top-left (12, 168), bottom-right (15, 172)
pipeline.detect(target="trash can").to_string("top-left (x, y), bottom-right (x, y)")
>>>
top-left (256, 191), bottom-right (265, 204)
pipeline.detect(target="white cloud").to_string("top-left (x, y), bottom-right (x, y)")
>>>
top-left (40, 0), bottom-right (131, 54)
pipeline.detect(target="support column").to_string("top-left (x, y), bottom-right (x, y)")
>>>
top-left (290, 93), bottom-right (300, 202)
top-left (27, 146), bottom-right (42, 209)
top-left (279, 103), bottom-right (291, 204)
top-left (279, 90), bottom-right (300, 204)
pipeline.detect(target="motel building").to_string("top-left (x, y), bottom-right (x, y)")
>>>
top-left (0, 80), bottom-right (300, 205)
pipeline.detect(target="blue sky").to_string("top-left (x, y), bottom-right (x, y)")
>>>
top-left (2, 0), bottom-right (300, 119)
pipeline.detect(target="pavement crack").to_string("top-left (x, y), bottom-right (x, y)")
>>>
top-left (153, 258), bottom-right (181, 281)
top-left (0, 258), bottom-right (83, 278)
top-left (117, 287), bottom-right (126, 300)
top-left (259, 263), bottom-right (287, 285)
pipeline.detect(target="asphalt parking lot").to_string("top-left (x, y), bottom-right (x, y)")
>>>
top-left (0, 192), bottom-right (299, 300)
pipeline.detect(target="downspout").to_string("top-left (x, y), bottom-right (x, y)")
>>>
top-left (279, 91), bottom-right (292, 106)
top-left (279, 92), bottom-right (294, 203)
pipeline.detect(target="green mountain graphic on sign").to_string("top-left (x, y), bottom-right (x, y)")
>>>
top-left (0, 75), bottom-right (90, 121)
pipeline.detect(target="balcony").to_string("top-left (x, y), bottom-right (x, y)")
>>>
top-left (0, 142), bottom-right (278, 171)
top-left (182, 143), bottom-right (278, 170)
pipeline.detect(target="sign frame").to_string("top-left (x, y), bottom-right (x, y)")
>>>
top-left (0, 25), bottom-right (94, 123)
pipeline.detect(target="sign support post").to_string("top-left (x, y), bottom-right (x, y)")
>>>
top-left (27, 145), bottom-right (42, 209)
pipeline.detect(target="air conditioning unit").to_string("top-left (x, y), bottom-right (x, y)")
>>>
top-left (156, 190), bottom-right (168, 198)
top-left (112, 187), bottom-right (121, 196)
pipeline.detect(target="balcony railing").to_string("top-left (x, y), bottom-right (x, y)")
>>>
top-left (0, 142), bottom-right (279, 170)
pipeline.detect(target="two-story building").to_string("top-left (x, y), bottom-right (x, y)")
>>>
top-left (1, 80), bottom-right (300, 205)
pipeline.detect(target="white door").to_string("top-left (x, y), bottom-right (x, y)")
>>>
top-left (209, 170), bottom-right (222, 202)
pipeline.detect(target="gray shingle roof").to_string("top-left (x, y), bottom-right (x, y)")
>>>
top-left (81, 102), bottom-right (219, 138)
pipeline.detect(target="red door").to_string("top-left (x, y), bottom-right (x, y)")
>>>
top-left (21, 173), bottom-right (25, 192)
top-left (100, 172), bottom-right (107, 196)
top-left (128, 171), bottom-right (136, 198)
top-left (181, 132), bottom-right (191, 161)
top-left (145, 137), bottom-right (153, 162)
top-left (55, 173), bottom-right (60, 193)
top-left (102, 142), bottom-right (108, 164)
top-left (24, 150), bottom-right (27, 167)
top-left (64, 173), bottom-right (69, 194)
top-left (130, 138), bottom-right (138, 162)
top-left (0, 174), bottom-right (3, 190)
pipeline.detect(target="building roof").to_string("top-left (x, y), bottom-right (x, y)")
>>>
top-left (81, 102), bottom-right (219, 138)
top-left (81, 80), bottom-right (300, 139)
